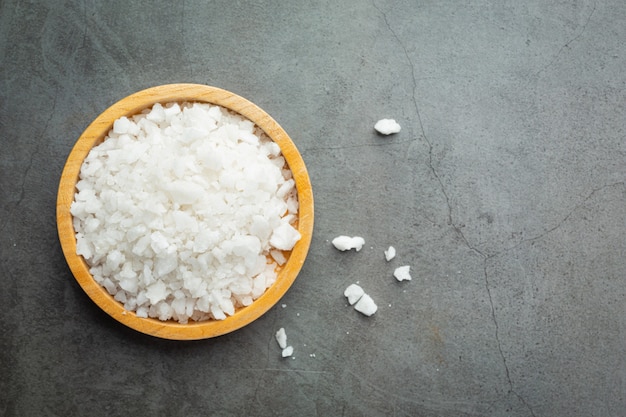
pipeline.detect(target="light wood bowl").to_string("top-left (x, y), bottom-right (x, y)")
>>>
top-left (57, 84), bottom-right (314, 340)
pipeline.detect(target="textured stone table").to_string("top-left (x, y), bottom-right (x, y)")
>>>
top-left (1, 1), bottom-right (624, 416)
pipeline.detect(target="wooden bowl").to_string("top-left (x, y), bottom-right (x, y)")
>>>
top-left (57, 84), bottom-right (314, 340)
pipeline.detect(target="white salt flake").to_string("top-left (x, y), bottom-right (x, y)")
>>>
top-left (354, 293), bottom-right (378, 316)
top-left (145, 280), bottom-right (167, 304)
top-left (374, 118), bottom-right (401, 135)
top-left (332, 235), bottom-right (365, 251)
top-left (282, 346), bottom-right (294, 358)
top-left (384, 246), bottom-right (396, 261)
top-left (166, 180), bottom-right (204, 205)
top-left (344, 284), bottom-right (365, 305)
top-left (271, 250), bottom-right (287, 266)
top-left (275, 327), bottom-right (287, 349)
top-left (394, 265), bottom-right (412, 281)
top-left (113, 116), bottom-right (131, 134)
top-left (270, 223), bottom-right (301, 251)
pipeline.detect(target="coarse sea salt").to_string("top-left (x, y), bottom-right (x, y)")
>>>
top-left (393, 265), bottom-right (412, 281)
top-left (384, 246), bottom-right (396, 261)
top-left (354, 293), bottom-right (377, 316)
top-left (282, 346), bottom-right (294, 357)
top-left (275, 327), bottom-right (287, 349)
top-left (343, 283), bottom-right (365, 305)
top-left (71, 102), bottom-right (301, 323)
top-left (332, 235), bottom-right (365, 251)
top-left (343, 283), bottom-right (377, 317)
top-left (374, 119), bottom-right (401, 135)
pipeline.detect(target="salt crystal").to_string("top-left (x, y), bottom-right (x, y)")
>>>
top-left (394, 265), bottom-right (412, 281)
top-left (113, 117), bottom-right (131, 134)
top-left (344, 284), bottom-right (365, 305)
top-left (275, 328), bottom-right (287, 349)
top-left (270, 250), bottom-right (287, 266)
top-left (146, 280), bottom-right (167, 304)
top-left (332, 235), bottom-right (365, 251)
top-left (146, 103), bottom-right (165, 123)
top-left (282, 346), bottom-right (294, 357)
top-left (354, 294), bottom-right (378, 316)
top-left (384, 246), bottom-right (396, 261)
top-left (163, 102), bottom-right (181, 120)
top-left (166, 180), bottom-right (204, 205)
top-left (374, 119), bottom-right (401, 135)
top-left (269, 223), bottom-right (301, 251)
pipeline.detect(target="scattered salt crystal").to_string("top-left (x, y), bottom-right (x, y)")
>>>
top-left (282, 346), bottom-right (294, 357)
top-left (281, 304), bottom-right (287, 308)
top-left (394, 265), bottom-right (412, 281)
top-left (344, 284), bottom-right (365, 305)
top-left (310, 353), bottom-right (316, 358)
top-left (332, 235), bottom-right (365, 251)
top-left (374, 119), bottom-right (401, 135)
top-left (275, 327), bottom-right (287, 349)
top-left (354, 294), bottom-right (377, 316)
top-left (384, 246), bottom-right (396, 261)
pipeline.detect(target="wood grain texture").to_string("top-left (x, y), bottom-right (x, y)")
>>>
top-left (56, 84), bottom-right (314, 340)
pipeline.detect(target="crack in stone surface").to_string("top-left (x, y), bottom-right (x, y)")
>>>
top-left (373, 1), bottom-right (454, 229)
top-left (0, 90), bottom-right (58, 235)
top-left (247, 332), bottom-right (275, 413)
top-left (373, 4), bottom-right (542, 415)
top-left (372, 3), bottom-right (616, 415)
top-left (532, 1), bottom-right (596, 79)
top-left (304, 139), bottom-right (415, 153)
top-left (500, 182), bottom-right (626, 254)
top-left (479, 182), bottom-right (625, 417)
top-left (482, 256), bottom-right (537, 417)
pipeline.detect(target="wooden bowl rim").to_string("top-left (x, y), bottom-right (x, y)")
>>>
top-left (56, 83), bottom-right (314, 340)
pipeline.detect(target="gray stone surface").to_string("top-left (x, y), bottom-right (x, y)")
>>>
top-left (1, 1), bottom-right (625, 416)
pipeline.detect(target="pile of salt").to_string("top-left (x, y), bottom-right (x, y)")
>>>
top-left (71, 102), bottom-right (301, 323)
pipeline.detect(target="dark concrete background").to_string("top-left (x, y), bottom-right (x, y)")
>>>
top-left (1, 1), bottom-right (625, 416)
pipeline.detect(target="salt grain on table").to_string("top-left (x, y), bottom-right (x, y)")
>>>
top-left (384, 246), bottom-right (396, 261)
top-left (354, 294), bottom-right (378, 316)
top-left (275, 327), bottom-right (287, 349)
top-left (374, 119), bottom-right (401, 135)
top-left (332, 235), bottom-right (365, 251)
top-left (393, 265), bottom-right (412, 281)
